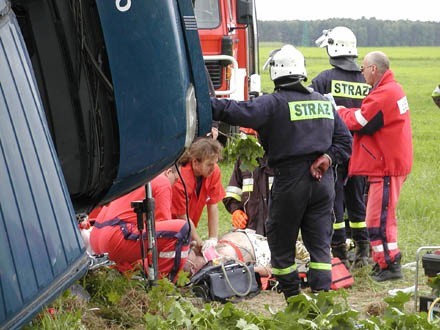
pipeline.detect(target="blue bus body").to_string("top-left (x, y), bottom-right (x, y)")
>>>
top-left (0, 0), bottom-right (210, 328)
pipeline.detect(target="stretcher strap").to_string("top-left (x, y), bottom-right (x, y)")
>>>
top-left (218, 239), bottom-right (244, 262)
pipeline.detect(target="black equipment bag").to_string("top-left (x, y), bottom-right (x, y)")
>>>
top-left (190, 260), bottom-right (259, 302)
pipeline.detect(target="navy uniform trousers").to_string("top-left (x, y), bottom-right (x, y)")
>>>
top-left (333, 162), bottom-right (369, 244)
top-left (266, 162), bottom-right (334, 297)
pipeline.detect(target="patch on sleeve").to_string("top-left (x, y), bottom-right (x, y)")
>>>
top-left (397, 96), bottom-right (409, 114)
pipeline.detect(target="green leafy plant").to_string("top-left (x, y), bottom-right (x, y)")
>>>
top-left (427, 274), bottom-right (440, 296)
top-left (223, 133), bottom-right (264, 172)
top-left (26, 272), bottom-right (440, 329)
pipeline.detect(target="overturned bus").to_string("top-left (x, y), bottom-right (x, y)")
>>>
top-left (0, 0), bottom-right (211, 328)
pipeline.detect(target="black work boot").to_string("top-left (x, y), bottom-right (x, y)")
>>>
top-left (283, 288), bottom-right (300, 301)
top-left (351, 240), bottom-right (370, 269)
top-left (276, 275), bottom-right (301, 301)
top-left (370, 263), bottom-right (380, 276)
top-left (331, 243), bottom-right (349, 268)
top-left (372, 254), bottom-right (403, 282)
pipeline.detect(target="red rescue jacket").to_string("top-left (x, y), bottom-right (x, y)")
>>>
top-left (338, 70), bottom-right (413, 177)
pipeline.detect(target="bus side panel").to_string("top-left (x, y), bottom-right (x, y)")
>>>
top-left (0, 9), bottom-right (87, 330)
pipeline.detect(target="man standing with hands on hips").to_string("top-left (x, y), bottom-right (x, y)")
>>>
top-left (337, 51), bottom-right (413, 282)
top-left (211, 44), bottom-right (352, 299)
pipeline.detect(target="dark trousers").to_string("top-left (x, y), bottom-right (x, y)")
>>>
top-left (332, 163), bottom-right (368, 244)
top-left (267, 163), bottom-right (334, 294)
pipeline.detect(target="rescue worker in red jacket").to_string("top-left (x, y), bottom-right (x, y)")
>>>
top-left (311, 27), bottom-right (371, 268)
top-left (90, 167), bottom-right (190, 281)
top-left (171, 137), bottom-right (225, 254)
top-left (223, 148), bottom-right (274, 236)
top-left (211, 44), bottom-right (352, 299)
top-left (337, 51), bottom-right (413, 282)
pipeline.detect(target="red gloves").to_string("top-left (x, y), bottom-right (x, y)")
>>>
top-left (232, 209), bottom-right (248, 229)
top-left (310, 154), bottom-right (332, 181)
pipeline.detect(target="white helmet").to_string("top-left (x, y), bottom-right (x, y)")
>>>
top-left (263, 44), bottom-right (307, 82)
top-left (315, 26), bottom-right (358, 58)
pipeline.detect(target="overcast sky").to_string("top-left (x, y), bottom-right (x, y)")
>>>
top-left (255, 0), bottom-right (440, 22)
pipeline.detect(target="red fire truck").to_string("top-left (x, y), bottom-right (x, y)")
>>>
top-left (194, 0), bottom-right (260, 141)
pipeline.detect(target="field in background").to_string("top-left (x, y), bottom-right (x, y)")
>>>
top-left (205, 44), bottom-right (440, 267)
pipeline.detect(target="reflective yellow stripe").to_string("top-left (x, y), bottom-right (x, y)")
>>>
top-left (333, 222), bottom-right (345, 230)
top-left (242, 184), bottom-right (253, 192)
top-left (268, 176), bottom-right (274, 190)
top-left (243, 178), bottom-right (254, 185)
top-left (272, 264), bottom-right (297, 276)
top-left (226, 186), bottom-right (242, 195)
top-left (331, 80), bottom-right (370, 99)
top-left (309, 262), bottom-right (332, 271)
top-left (349, 221), bottom-right (366, 229)
top-left (225, 186), bottom-right (242, 201)
top-left (242, 178), bottom-right (254, 193)
top-left (225, 192), bottom-right (241, 201)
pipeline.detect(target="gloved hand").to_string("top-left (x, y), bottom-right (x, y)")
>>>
top-left (310, 154), bottom-right (332, 181)
top-left (201, 237), bottom-right (218, 254)
top-left (232, 209), bottom-right (248, 229)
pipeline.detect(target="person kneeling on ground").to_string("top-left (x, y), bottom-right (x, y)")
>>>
top-left (89, 167), bottom-right (190, 281)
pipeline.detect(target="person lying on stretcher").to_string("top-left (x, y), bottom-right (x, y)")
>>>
top-left (184, 229), bottom-right (310, 285)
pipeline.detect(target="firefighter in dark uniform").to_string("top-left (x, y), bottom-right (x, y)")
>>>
top-left (311, 27), bottom-right (371, 268)
top-left (211, 45), bottom-right (352, 299)
top-left (223, 149), bottom-right (274, 236)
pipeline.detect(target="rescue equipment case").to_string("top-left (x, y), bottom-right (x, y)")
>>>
top-left (331, 257), bottom-right (354, 290)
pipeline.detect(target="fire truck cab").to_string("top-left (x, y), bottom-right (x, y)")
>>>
top-left (195, 0), bottom-right (260, 99)
top-left (194, 0), bottom-right (260, 141)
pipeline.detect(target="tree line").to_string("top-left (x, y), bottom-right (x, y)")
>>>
top-left (257, 18), bottom-right (440, 46)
